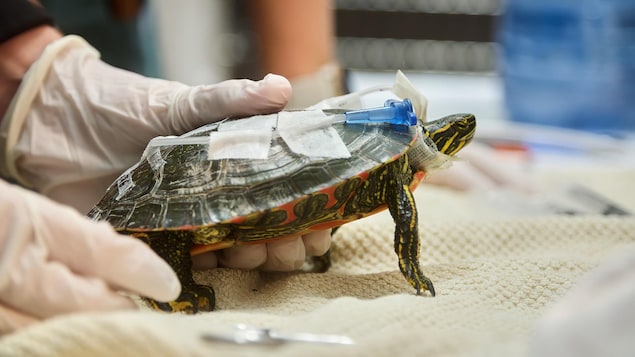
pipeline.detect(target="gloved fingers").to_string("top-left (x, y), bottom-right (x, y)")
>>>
top-left (18, 188), bottom-right (180, 302)
top-left (218, 236), bottom-right (308, 271)
top-left (302, 229), bottom-right (332, 257)
top-left (529, 247), bottom-right (635, 357)
top-left (1, 36), bottom-right (292, 214)
top-left (171, 73), bottom-right (292, 133)
top-left (218, 244), bottom-right (267, 270)
top-left (425, 161), bottom-right (499, 192)
top-left (1, 247), bottom-right (136, 320)
top-left (0, 304), bottom-right (38, 335)
top-left (425, 142), bottom-right (536, 192)
top-left (45, 222), bottom-right (181, 302)
top-left (458, 143), bottom-right (536, 192)
top-left (260, 236), bottom-right (306, 271)
top-left (192, 250), bottom-right (220, 270)
top-left (203, 231), bottom-right (331, 271)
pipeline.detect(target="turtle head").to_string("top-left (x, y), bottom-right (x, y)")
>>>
top-left (406, 113), bottom-right (476, 172)
top-left (422, 113), bottom-right (476, 156)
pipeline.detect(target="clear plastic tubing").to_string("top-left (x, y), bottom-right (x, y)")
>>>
top-left (147, 98), bottom-right (420, 149)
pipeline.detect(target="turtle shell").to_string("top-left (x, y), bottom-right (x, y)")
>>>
top-left (88, 112), bottom-right (422, 252)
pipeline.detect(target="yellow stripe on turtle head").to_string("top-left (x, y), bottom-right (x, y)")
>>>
top-left (422, 113), bottom-right (476, 156)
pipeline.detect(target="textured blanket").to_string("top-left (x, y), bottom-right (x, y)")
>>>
top-left (1, 168), bottom-right (634, 357)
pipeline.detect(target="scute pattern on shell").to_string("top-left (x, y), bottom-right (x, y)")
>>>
top-left (89, 120), bottom-right (418, 231)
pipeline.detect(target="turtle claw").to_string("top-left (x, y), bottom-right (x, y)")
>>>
top-left (147, 284), bottom-right (216, 313)
top-left (400, 261), bottom-right (436, 297)
top-left (414, 277), bottom-right (435, 297)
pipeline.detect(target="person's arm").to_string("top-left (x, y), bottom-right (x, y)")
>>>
top-left (0, 25), bottom-right (60, 119)
top-left (0, 0), bottom-right (54, 44)
top-left (248, 0), bottom-right (334, 79)
top-left (247, 0), bottom-right (345, 109)
top-left (0, 13), bottom-right (330, 334)
top-left (0, 0), bottom-right (57, 118)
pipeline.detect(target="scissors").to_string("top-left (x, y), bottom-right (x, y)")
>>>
top-left (201, 324), bottom-right (355, 346)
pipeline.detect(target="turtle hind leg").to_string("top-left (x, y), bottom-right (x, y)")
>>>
top-left (385, 158), bottom-right (436, 296)
top-left (137, 231), bottom-right (216, 313)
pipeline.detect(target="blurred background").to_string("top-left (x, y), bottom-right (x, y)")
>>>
top-left (41, 0), bottom-right (635, 216)
top-left (40, 0), bottom-right (635, 129)
top-left (40, 0), bottom-right (505, 129)
top-left (41, 0), bottom-right (502, 115)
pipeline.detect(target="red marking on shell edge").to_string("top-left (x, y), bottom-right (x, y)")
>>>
top-left (410, 171), bottom-right (426, 191)
top-left (191, 241), bottom-right (235, 255)
top-left (189, 205), bottom-right (391, 256)
top-left (190, 232), bottom-right (308, 256)
top-left (139, 166), bottom-right (422, 257)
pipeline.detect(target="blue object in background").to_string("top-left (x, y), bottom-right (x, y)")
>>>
top-left (498, 0), bottom-right (635, 134)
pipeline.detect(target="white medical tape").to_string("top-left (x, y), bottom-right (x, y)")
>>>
top-left (208, 130), bottom-right (272, 160)
top-left (277, 111), bottom-right (350, 159)
top-left (392, 70), bottom-right (428, 122)
top-left (418, 135), bottom-right (453, 171)
top-left (116, 170), bottom-right (135, 200)
top-left (218, 114), bottom-right (277, 131)
top-left (145, 147), bottom-right (166, 171)
top-left (205, 114), bottom-right (276, 160)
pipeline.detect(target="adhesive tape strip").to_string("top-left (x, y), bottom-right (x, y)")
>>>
top-left (277, 111), bottom-right (351, 159)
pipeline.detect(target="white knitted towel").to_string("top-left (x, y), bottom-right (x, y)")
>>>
top-left (1, 169), bottom-right (633, 357)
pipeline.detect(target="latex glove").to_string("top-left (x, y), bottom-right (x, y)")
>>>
top-left (0, 34), bottom-right (330, 273)
top-left (424, 141), bottom-right (536, 192)
top-left (0, 179), bottom-right (180, 334)
top-left (529, 246), bottom-right (635, 357)
top-left (0, 35), bottom-right (292, 213)
top-left (192, 230), bottom-right (332, 271)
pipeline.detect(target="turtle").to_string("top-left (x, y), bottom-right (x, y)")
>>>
top-left (88, 100), bottom-right (476, 313)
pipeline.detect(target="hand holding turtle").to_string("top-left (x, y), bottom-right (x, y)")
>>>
top-left (0, 179), bottom-right (181, 334)
top-left (0, 33), bottom-right (293, 214)
top-left (425, 141), bottom-right (536, 192)
top-left (0, 29), bottom-right (333, 331)
top-left (193, 230), bottom-right (332, 271)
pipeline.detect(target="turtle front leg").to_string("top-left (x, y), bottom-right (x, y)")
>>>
top-left (386, 159), bottom-right (436, 296)
top-left (136, 231), bottom-right (216, 313)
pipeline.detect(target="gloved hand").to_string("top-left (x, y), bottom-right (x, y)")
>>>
top-left (0, 35), bottom-right (293, 213)
top-left (192, 230), bottom-right (332, 271)
top-left (529, 246), bottom-right (635, 357)
top-left (0, 34), bottom-right (331, 274)
top-left (424, 141), bottom-right (536, 192)
top-left (0, 179), bottom-right (181, 334)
